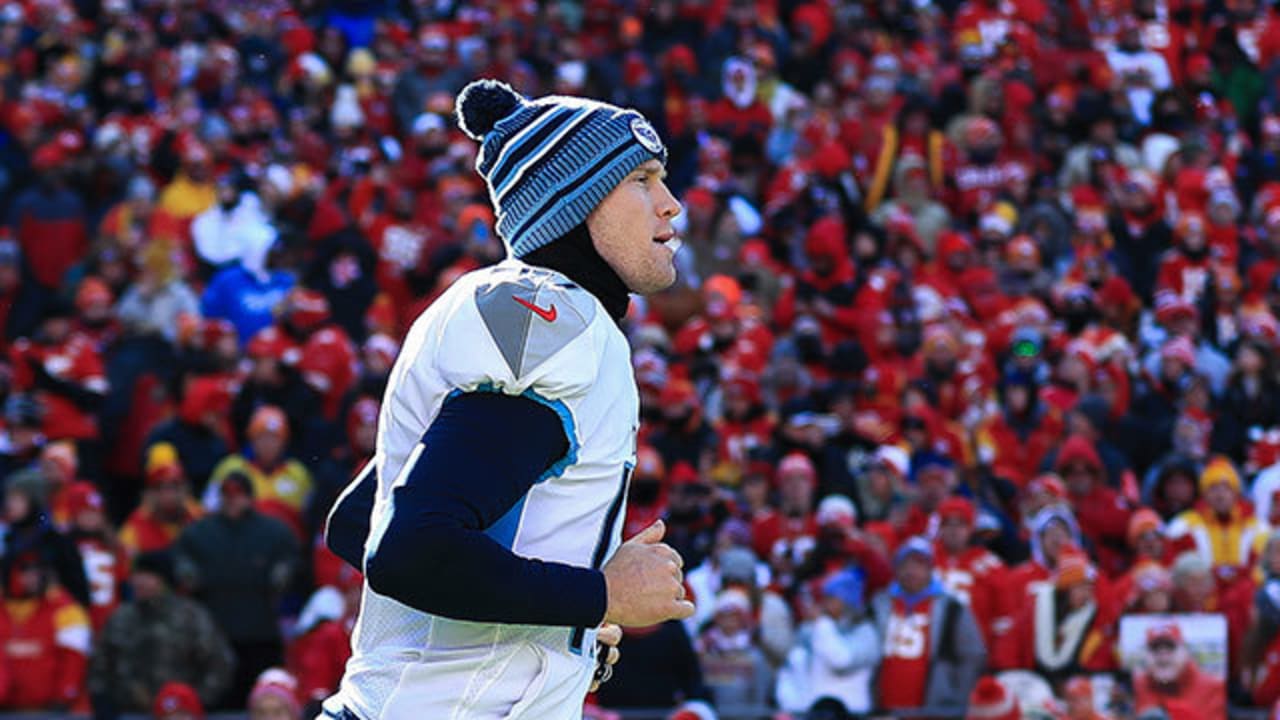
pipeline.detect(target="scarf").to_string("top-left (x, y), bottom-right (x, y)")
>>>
top-left (522, 223), bottom-right (631, 322)
top-left (1033, 584), bottom-right (1096, 671)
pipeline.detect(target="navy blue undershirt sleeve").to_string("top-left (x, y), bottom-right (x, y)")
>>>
top-left (363, 391), bottom-right (608, 627)
top-left (325, 459), bottom-right (377, 570)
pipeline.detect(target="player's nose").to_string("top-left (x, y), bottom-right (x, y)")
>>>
top-left (653, 178), bottom-right (681, 221)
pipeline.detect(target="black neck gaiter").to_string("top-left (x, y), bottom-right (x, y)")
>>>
top-left (521, 224), bottom-right (631, 322)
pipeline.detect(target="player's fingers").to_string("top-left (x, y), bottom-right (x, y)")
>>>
top-left (631, 519), bottom-right (665, 544)
top-left (597, 623), bottom-right (622, 647)
top-left (657, 543), bottom-right (683, 568)
top-left (675, 582), bottom-right (686, 600)
top-left (606, 646), bottom-right (620, 666)
top-left (670, 599), bottom-right (697, 620)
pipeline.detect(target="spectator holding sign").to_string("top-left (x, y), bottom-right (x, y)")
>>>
top-left (1133, 622), bottom-right (1225, 720)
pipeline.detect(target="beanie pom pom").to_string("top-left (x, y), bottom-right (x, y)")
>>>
top-left (456, 79), bottom-right (523, 141)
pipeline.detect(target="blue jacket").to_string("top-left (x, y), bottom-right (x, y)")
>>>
top-left (200, 265), bottom-right (294, 343)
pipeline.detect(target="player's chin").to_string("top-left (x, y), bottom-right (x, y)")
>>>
top-left (628, 262), bottom-right (676, 294)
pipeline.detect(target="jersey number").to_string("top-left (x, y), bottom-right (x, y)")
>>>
top-left (885, 612), bottom-right (929, 659)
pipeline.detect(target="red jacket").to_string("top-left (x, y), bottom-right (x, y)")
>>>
top-left (1250, 630), bottom-right (1280, 707)
top-left (10, 336), bottom-right (107, 441)
top-left (73, 535), bottom-right (129, 632)
top-left (11, 187), bottom-right (89, 289)
top-left (934, 545), bottom-right (1006, 652)
top-left (1156, 251), bottom-right (1215, 304)
top-left (990, 560), bottom-right (1051, 670)
top-left (1134, 664), bottom-right (1226, 720)
top-left (288, 620), bottom-right (352, 703)
top-left (1, 588), bottom-right (90, 709)
top-left (773, 217), bottom-right (865, 345)
top-left (298, 324), bottom-right (358, 421)
top-left (119, 500), bottom-right (203, 555)
top-left (750, 512), bottom-right (816, 562)
top-left (1068, 485), bottom-right (1133, 578)
top-left (975, 409), bottom-right (1063, 481)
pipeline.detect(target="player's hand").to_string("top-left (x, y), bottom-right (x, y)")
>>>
top-left (590, 623), bottom-right (622, 692)
top-left (602, 519), bottom-right (695, 627)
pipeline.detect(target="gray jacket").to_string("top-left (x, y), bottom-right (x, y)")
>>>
top-left (870, 589), bottom-right (986, 709)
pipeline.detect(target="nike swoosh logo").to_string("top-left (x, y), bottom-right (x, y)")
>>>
top-left (513, 295), bottom-right (557, 322)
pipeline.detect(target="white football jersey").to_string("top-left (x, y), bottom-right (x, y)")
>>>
top-left (328, 258), bottom-right (639, 719)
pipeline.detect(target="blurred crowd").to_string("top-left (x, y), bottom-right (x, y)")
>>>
top-left (7, 0), bottom-right (1280, 718)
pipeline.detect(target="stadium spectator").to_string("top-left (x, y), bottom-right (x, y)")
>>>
top-left (115, 241), bottom-right (201, 344)
top-left (0, 551), bottom-right (90, 711)
top-left (1005, 550), bottom-right (1113, 680)
top-left (993, 505), bottom-right (1081, 669)
top-left (203, 406), bottom-right (313, 539)
top-left (286, 586), bottom-right (351, 711)
top-left (7, 144), bottom-right (88, 290)
top-left (1062, 675), bottom-right (1111, 720)
top-left (246, 668), bottom-right (302, 720)
top-left (933, 496), bottom-right (1006, 652)
top-left (88, 551), bottom-right (234, 714)
top-left (229, 328), bottom-right (321, 454)
top-left (121, 444), bottom-right (204, 555)
top-left (10, 299), bottom-right (108, 449)
top-left (694, 587), bottom-right (771, 709)
top-left (593, 619), bottom-right (709, 711)
top-left (144, 382), bottom-right (233, 496)
top-left (1242, 532), bottom-right (1280, 706)
top-left (1168, 455), bottom-right (1265, 584)
top-left (871, 537), bottom-right (985, 711)
top-left (0, 239), bottom-right (49, 353)
top-left (3, 467), bottom-right (90, 607)
top-left (776, 567), bottom-right (878, 716)
top-left (64, 481), bottom-right (128, 631)
top-left (1133, 622), bottom-right (1226, 720)
top-left (175, 471), bottom-right (300, 708)
top-left (1057, 434), bottom-right (1133, 577)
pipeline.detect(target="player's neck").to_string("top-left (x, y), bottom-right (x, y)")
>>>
top-left (522, 224), bottom-right (630, 322)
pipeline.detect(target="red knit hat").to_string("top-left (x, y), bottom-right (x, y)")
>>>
top-left (247, 326), bottom-right (300, 363)
top-left (153, 681), bottom-right (205, 719)
top-left (938, 496), bottom-right (976, 526)
top-left (1056, 435), bottom-right (1103, 473)
top-left (65, 481), bottom-right (103, 517)
top-left (965, 676), bottom-right (1018, 720)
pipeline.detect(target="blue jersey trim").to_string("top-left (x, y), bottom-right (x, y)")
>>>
top-left (483, 494), bottom-right (528, 549)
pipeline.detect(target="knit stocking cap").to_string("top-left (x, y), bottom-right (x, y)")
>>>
top-left (455, 78), bottom-right (667, 258)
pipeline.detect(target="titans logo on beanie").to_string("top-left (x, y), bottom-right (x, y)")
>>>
top-left (455, 79), bottom-right (668, 258)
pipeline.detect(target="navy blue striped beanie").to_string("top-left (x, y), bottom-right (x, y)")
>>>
top-left (455, 79), bottom-right (668, 258)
